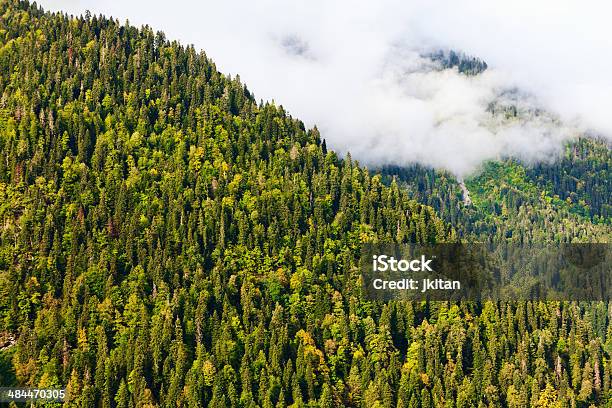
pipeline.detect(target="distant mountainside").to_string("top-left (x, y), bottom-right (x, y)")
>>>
top-left (426, 50), bottom-right (488, 76)
top-left (381, 138), bottom-right (611, 242)
top-left (0, 1), bottom-right (611, 407)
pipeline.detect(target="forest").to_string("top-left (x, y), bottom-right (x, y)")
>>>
top-left (0, 1), bottom-right (611, 407)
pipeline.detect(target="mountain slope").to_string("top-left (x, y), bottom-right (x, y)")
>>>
top-left (0, 1), bottom-right (611, 407)
top-left (382, 138), bottom-right (611, 243)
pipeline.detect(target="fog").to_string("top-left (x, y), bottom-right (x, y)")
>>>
top-left (39, 0), bottom-right (612, 176)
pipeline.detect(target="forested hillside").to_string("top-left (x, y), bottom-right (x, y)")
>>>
top-left (382, 138), bottom-right (611, 243)
top-left (0, 1), bottom-right (611, 407)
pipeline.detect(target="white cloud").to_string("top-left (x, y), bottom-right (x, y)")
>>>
top-left (38, 0), bottom-right (612, 176)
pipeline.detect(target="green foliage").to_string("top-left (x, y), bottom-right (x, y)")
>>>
top-left (0, 1), bottom-right (610, 407)
top-left (382, 146), bottom-right (611, 243)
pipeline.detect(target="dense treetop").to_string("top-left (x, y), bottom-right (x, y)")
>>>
top-left (0, 1), bottom-right (610, 407)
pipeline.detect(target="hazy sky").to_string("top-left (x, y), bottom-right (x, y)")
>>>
top-left (38, 0), bottom-right (612, 176)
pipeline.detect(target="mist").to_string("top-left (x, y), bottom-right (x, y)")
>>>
top-left (38, 0), bottom-right (612, 176)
